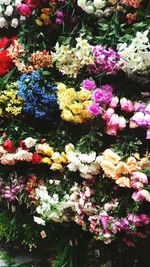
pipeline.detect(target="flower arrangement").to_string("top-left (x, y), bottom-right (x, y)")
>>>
top-left (57, 82), bottom-right (93, 123)
top-left (0, 82), bottom-right (23, 117)
top-left (52, 38), bottom-right (94, 78)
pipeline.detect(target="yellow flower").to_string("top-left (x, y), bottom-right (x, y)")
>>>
top-left (61, 152), bottom-right (68, 163)
top-left (77, 90), bottom-right (91, 101)
top-left (66, 88), bottom-right (76, 101)
top-left (100, 160), bottom-right (115, 177)
top-left (57, 83), bottom-right (67, 92)
top-left (69, 102), bottom-right (83, 115)
top-left (44, 147), bottom-right (54, 157)
top-left (50, 163), bottom-right (63, 171)
top-left (103, 149), bottom-right (121, 165)
top-left (61, 109), bottom-right (74, 122)
top-left (65, 143), bottom-right (74, 153)
top-left (51, 152), bottom-right (63, 164)
top-left (82, 110), bottom-right (92, 119)
top-left (115, 177), bottom-right (131, 188)
top-left (74, 115), bottom-right (84, 124)
top-left (35, 19), bottom-right (43, 26)
top-left (41, 157), bottom-right (52, 165)
top-left (115, 162), bottom-right (129, 176)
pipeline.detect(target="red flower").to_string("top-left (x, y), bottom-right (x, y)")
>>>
top-left (32, 154), bottom-right (42, 164)
top-left (0, 50), bottom-right (14, 76)
top-left (3, 140), bottom-right (14, 153)
top-left (19, 140), bottom-right (28, 150)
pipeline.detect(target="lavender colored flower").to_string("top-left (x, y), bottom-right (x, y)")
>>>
top-left (82, 79), bottom-right (96, 91)
top-left (88, 103), bottom-right (102, 116)
top-left (92, 88), bottom-right (103, 102)
top-left (89, 45), bottom-right (122, 75)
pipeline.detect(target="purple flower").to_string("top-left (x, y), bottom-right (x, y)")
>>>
top-left (145, 103), bottom-right (150, 115)
top-left (56, 18), bottom-right (63, 24)
top-left (92, 89), bottom-right (103, 102)
top-left (82, 79), bottom-right (96, 91)
top-left (130, 112), bottom-right (145, 126)
top-left (56, 10), bottom-right (64, 18)
top-left (101, 84), bottom-right (113, 92)
top-left (101, 91), bottom-right (113, 104)
top-left (134, 102), bottom-right (146, 112)
top-left (88, 103), bottom-right (102, 116)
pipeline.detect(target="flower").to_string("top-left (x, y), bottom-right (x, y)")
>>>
top-left (32, 154), bottom-right (42, 164)
top-left (17, 4), bottom-right (32, 16)
top-left (2, 140), bottom-right (14, 153)
top-left (88, 103), bottom-right (102, 116)
top-left (82, 79), bottom-right (96, 91)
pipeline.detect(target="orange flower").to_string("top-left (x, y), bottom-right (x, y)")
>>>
top-left (116, 177), bottom-right (131, 188)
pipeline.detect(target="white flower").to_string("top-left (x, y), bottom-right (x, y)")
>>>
top-left (94, 0), bottom-right (106, 9)
top-left (14, 149), bottom-right (32, 161)
top-left (11, 18), bottom-right (18, 28)
top-left (34, 216), bottom-right (46, 226)
top-left (5, 5), bottom-right (13, 16)
top-left (23, 137), bottom-right (37, 148)
top-left (15, 0), bottom-right (21, 5)
top-left (0, 16), bottom-right (6, 28)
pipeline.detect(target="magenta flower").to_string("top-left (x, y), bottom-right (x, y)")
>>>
top-left (102, 108), bottom-right (114, 120)
top-left (17, 4), bottom-right (32, 16)
top-left (92, 89), bottom-right (103, 102)
top-left (82, 79), bottom-right (96, 91)
top-left (88, 103), bottom-right (102, 116)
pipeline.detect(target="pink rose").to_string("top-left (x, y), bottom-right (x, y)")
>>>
top-left (120, 98), bottom-right (134, 113)
top-left (88, 103), bottom-right (102, 116)
top-left (106, 125), bottom-right (118, 136)
top-left (102, 108), bottom-right (114, 120)
top-left (17, 4), bottom-right (32, 16)
top-left (118, 116), bottom-right (126, 130)
top-left (82, 79), bottom-right (96, 91)
top-left (92, 89), bottom-right (103, 102)
top-left (109, 96), bottom-right (119, 109)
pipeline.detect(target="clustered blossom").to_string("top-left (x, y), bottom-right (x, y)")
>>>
top-left (52, 38), bottom-right (94, 78)
top-left (118, 30), bottom-right (150, 75)
top-left (34, 181), bottom-right (150, 245)
top-left (0, 82), bottom-right (23, 117)
top-left (0, 174), bottom-right (25, 202)
top-left (77, 0), bottom-right (113, 18)
top-left (67, 149), bottom-right (100, 179)
top-left (57, 82), bottom-right (93, 123)
top-left (120, 0), bottom-right (142, 8)
top-left (89, 44), bottom-right (122, 75)
top-left (17, 71), bottom-right (58, 120)
top-left (83, 82), bottom-right (113, 116)
top-left (0, 0), bottom-right (27, 28)
top-left (97, 149), bottom-right (150, 202)
top-left (130, 103), bottom-right (150, 139)
top-left (0, 138), bottom-right (69, 171)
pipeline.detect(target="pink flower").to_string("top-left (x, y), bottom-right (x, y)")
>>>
top-left (132, 190), bottom-right (150, 202)
top-left (146, 129), bottom-right (150, 139)
top-left (143, 114), bottom-right (150, 127)
top-left (118, 116), bottom-right (126, 130)
top-left (120, 98), bottom-right (134, 112)
top-left (134, 102), bottom-right (146, 112)
top-left (130, 112), bottom-right (145, 126)
top-left (145, 103), bottom-right (150, 114)
top-left (102, 108), bottom-right (114, 120)
top-left (92, 89), bottom-right (103, 102)
top-left (17, 4), bottom-right (32, 16)
top-left (82, 79), bottom-right (96, 91)
top-left (107, 114), bottom-right (119, 126)
top-left (106, 125), bottom-right (118, 136)
top-left (131, 172), bottom-right (148, 184)
top-left (88, 103), bottom-right (102, 116)
top-left (109, 96), bottom-right (119, 108)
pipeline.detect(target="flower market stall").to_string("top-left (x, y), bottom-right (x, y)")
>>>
top-left (0, 1), bottom-right (150, 266)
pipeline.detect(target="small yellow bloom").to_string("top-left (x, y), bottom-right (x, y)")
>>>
top-left (103, 149), bottom-right (121, 165)
top-left (50, 163), bottom-right (63, 171)
top-left (69, 102), bottom-right (83, 115)
top-left (61, 109), bottom-right (74, 122)
top-left (41, 157), bottom-right (52, 165)
top-left (78, 90), bottom-right (91, 101)
top-left (115, 162), bottom-right (129, 176)
top-left (74, 115), bottom-right (84, 124)
top-left (35, 19), bottom-right (43, 26)
top-left (57, 83), bottom-right (67, 92)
